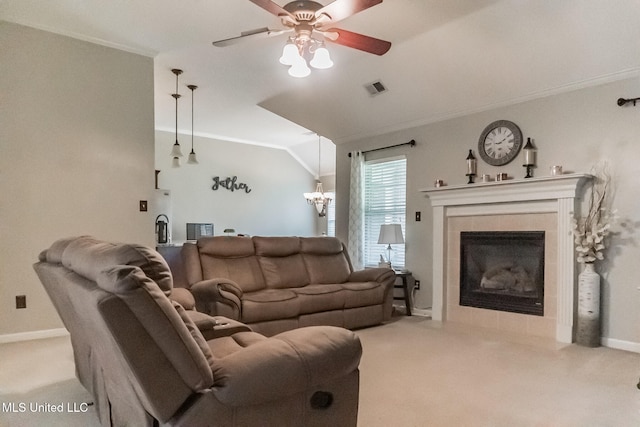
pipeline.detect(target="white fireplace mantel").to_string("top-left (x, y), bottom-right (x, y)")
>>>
top-left (421, 174), bottom-right (592, 343)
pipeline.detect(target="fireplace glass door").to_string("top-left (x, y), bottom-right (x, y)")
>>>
top-left (459, 231), bottom-right (545, 316)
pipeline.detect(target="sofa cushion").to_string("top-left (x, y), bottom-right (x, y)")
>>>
top-left (207, 331), bottom-right (267, 359)
top-left (292, 284), bottom-right (345, 314)
top-left (59, 236), bottom-right (173, 294)
top-left (253, 236), bottom-right (300, 257)
top-left (254, 237), bottom-right (310, 289)
top-left (197, 236), bottom-right (254, 257)
top-left (258, 254), bottom-right (309, 289)
top-left (97, 265), bottom-right (214, 390)
top-left (301, 237), bottom-right (352, 284)
top-left (197, 237), bottom-right (265, 292)
top-left (341, 281), bottom-right (387, 308)
top-left (241, 289), bottom-right (300, 323)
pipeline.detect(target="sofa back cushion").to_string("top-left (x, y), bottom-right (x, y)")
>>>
top-left (51, 236), bottom-right (174, 294)
top-left (97, 265), bottom-right (214, 390)
top-left (301, 237), bottom-right (352, 284)
top-left (254, 237), bottom-right (309, 289)
top-left (197, 236), bottom-right (265, 292)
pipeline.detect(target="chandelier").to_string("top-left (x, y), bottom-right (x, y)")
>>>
top-left (304, 135), bottom-right (332, 216)
top-left (279, 32), bottom-right (333, 78)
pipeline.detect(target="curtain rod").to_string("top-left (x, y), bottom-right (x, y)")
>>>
top-left (347, 139), bottom-right (415, 157)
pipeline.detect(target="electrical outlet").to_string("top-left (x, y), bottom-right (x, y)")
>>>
top-left (16, 295), bottom-right (26, 309)
top-left (414, 280), bottom-right (420, 290)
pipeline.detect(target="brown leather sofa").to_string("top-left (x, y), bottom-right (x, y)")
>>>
top-left (34, 236), bottom-right (362, 426)
top-left (181, 236), bottom-right (396, 336)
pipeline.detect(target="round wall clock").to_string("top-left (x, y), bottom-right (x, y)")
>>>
top-left (478, 120), bottom-right (523, 166)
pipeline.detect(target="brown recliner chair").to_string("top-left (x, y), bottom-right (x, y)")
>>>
top-left (34, 236), bottom-right (362, 426)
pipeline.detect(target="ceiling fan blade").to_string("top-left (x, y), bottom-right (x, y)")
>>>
top-left (316, 0), bottom-right (383, 24)
top-left (323, 28), bottom-right (391, 55)
top-left (212, 27), bottom-right (287, 47)
top-left (249, 0), bottom-right (297, 23)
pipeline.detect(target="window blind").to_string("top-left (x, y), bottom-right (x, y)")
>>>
top-left (363, 157), bottom-right (406, 268)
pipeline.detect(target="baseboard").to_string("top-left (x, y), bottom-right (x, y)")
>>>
top-left (411, 308), bottom-right (432, 318)
top-left (0, 328), bottom-right (68, 344)
top-left (601, 337), bottom-right (640, 354)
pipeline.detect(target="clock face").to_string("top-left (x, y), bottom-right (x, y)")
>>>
top-left (478, 120), bottom-right (523, 166)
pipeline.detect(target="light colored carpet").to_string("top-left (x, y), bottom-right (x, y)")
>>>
top-left (1, 316), bottom-right (639, 426)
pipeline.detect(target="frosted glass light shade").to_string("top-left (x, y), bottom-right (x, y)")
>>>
top-left (279, 43), bottom-right (300, 66)
top-left (171, 141), bottom-right (183, 157)
top-left (288, 56), bottom-right (311, 78)
top-left (310, 46), bottom-right (333, 69)
top-left (172, 156), bottom-right (181, 168)
top-left (187, 149), bottom-right (198, 164)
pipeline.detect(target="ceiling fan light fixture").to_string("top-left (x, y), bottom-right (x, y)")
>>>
top-left (309, 44), bottom-right (333, 69)
top-left (279, 40), bottom-right (299, 65)
top-left (288, 56), bottom-right (311, 78)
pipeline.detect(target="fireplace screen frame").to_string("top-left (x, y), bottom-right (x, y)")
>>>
top-left (459, 231), bottom-right (545, 316)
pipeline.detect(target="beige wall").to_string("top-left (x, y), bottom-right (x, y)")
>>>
top-left (0, 22), bottom-right (155, 336)
top-left (336, 76), bottom-right (640, 346)
top-left (154, 131), bottom-right (318, 239)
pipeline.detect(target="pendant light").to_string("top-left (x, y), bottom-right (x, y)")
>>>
top-left (170, 68), bottom-right (183, 167)
top-left (303, 134), bottom-right (332, 217)
top-left (187, 84), bottom-right (198, 164)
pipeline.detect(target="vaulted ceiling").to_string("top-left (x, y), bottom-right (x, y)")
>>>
top-left (2, 0), bottom-right (639, 177)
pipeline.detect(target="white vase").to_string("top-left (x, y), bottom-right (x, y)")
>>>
top-left (576, 263), bottom-right (601, 347)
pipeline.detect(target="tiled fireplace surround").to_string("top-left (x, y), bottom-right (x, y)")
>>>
top-left (422, 174), bottom-right (591, 343)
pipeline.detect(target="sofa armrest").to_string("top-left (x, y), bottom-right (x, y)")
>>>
top-left (211, 326), bottom-right (362, 406)
top-left (348, 267), bottom-right (395, 284)
top-left (169, 287), bottom-right (196, 310)
top-left (191, 279), bottom-right (243, 316)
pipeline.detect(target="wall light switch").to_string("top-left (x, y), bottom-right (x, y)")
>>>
top-left (139, 200), bottom-right (148, 212)
top-left (415, 211), bottom-right (421, 221)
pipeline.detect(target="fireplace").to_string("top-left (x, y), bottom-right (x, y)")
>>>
top-left (421, 174), bottom-right (592, 342)
top-left (459, 231), bottom-right (545, 316)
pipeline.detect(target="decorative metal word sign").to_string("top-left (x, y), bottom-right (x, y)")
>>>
top-left (212, 176), bottom-right (252, 193)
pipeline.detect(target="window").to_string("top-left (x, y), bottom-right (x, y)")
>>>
top-left (326, 192), bottom-right (335, 237)
top-left (363, 156), bottom-right (406, 268)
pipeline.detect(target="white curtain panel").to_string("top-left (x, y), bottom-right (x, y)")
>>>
top-left (347, 151), bottom-right (365, 270)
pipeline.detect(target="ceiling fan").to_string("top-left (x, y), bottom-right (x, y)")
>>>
top-left (213, 0), bottom-right (391, 77)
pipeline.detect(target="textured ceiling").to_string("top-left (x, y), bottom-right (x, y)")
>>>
top-left (2, 0), bottom-right (639, 177)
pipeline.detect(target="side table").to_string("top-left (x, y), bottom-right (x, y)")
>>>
top-left (393, 270), bottom-right (412, 316)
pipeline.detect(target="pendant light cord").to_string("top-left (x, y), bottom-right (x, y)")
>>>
top-left (171, 69), bottom-right (182, 144)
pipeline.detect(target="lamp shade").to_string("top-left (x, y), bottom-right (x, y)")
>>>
top-left (279, 42), bottom-right (299, 65)
top-left (310, 46), bottom-right (333, 69)
top-left (378, 224), bottom-right (404, 245)
top-left (288, 56), bottom-right (311, 78)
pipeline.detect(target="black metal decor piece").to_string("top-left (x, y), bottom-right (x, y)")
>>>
top-left (617, 97), bottom-right (640, 107)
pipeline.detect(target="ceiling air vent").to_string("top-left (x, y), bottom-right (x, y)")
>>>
top-left (364, 80), bottom-right (388, 96)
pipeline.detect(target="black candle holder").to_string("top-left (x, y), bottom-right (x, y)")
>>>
top-left (466, 173), bottom-right (476, 184)
top-left (523, 164), bottom-right (534, 178)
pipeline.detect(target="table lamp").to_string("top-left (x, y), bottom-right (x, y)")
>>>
top-left (377, 224), bottom-right (404, 268)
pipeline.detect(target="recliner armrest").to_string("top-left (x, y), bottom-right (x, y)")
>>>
top-left (190, 278), bottom-right (243, 315)
top-left (348, 267), bottom-right (395, 284)
top-left (211, 326), bottom-right (362, 406)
